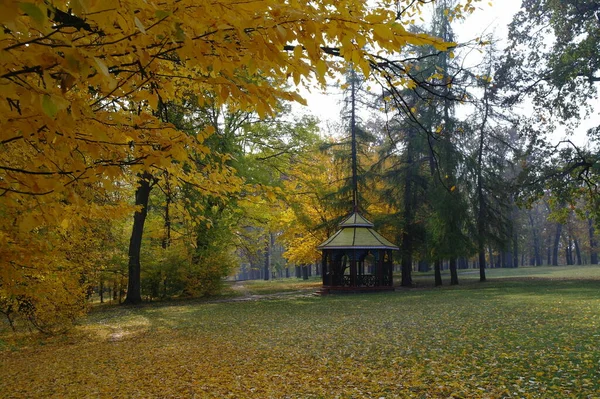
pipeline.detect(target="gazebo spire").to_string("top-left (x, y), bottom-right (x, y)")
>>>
top-left (350, 66), bottom-right (359, 213)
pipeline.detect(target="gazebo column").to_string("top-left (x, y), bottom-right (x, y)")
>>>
top-left (350, 252), bottom-right (357, 287)
top-left (322, 251), bottom-right (329, 286)
top-left (375, 251), bottom-right (383, 286)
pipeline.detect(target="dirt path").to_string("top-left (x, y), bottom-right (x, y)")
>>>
top-left (216, 281), bottom-right (316, 303)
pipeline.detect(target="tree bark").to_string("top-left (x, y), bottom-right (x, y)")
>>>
top-left (478, 250), bottom-right (486, 281)
top-left (449, 258), bottom-right (458, 285)
top-left (552, 223), bottom-right (562, 266)
top-left (302, 264), bottom-right (309, 280)
top-left (565, 236), bottom-right (573, 265)
top-left (161, 173), bottom-right (172, 249)
top-left (124, 173), bottom-right (155, 305)
top-left (264, 232), bottom-right (271, 281)
top-left (589, 218), bottom-right (598, 264)
top-left (574, 238), bottom-right (582, 265)
top-left (512, 227), bottom-right (519, 268)
top-left (99, 278), bottom-right (104, 304)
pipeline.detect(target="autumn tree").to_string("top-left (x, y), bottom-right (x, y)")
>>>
top-left (1, 0), bottom-right (482, 327)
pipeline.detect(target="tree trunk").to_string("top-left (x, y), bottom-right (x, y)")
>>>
top-left (565, 236), bottom-right (573, 265)
top-left (449, 258), bottom-right (458, 285)
top-left (528, 212), bottom-right (541, 266)
top-left (99, 278), bottom-right (104, 304)
top-left (475, 77), bottom-right (489, 281)
top-left (161, 174), bottom-right (172, 249)
top-left (552, 223), bottom-right (562, 266)
top-left (302, 265), bottom-right (309, 280)
top-left (478, 250), bottom-right (486, 282)
top-left (400, 249), bottom-right (413, 287)
top-left (434, 259), bottom-right (442, 286)
top-left (589, 218), bottom-right (598, 264)
top-left (124, 174), bottom-right (154, 305)
top-left (264, 233), bottom-right (271, 281)
top-left (574, 238), bottom-right (582, 265)
top-left (511, 207), bottom-right (519, 268)
top-left (399, 123), bottom-right (420, 288)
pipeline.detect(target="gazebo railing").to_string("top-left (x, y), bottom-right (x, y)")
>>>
top-left (336, 274), bottom-right (389, 287)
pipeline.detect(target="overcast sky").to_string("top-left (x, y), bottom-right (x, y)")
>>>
top-left (292, 1), bottom-right (594, 146)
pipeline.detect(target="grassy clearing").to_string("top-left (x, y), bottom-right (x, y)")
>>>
top-left (1, 266), bottom-right (600, 398)
top-left (227, 276), bottom-right (322, 296)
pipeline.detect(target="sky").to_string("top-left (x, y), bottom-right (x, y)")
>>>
top-left (291, 0), bottom-right (595, 147)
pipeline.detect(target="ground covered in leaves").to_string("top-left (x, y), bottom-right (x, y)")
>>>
top-left (1, 266), bottom-right (600, 398)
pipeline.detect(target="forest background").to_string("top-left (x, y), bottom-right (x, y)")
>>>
top-left (1, 0), bottom-right (599, 334)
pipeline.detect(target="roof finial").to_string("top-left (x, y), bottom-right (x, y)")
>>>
top-left (350, 65), bottom-right (358, 213)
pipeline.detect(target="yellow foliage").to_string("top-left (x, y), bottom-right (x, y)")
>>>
top-left (1, 0), bottom-right (480, 327)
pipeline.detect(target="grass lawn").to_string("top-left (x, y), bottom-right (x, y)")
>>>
top-left (1, 265), bottom-right (599, 398)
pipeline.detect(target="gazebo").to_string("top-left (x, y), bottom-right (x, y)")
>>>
top-left (318, 211), bottom-right (398, 293)
top-left (317, 68), bottom-right (399, 293)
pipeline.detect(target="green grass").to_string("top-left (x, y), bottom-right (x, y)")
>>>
top-left (1, 266), bottom-right (600, 398)
top-left (227, 276), bottom-right (322, 295)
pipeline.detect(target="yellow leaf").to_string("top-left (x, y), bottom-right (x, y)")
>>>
top-left (134, 16), bottom-right (146, 34)
top-left (60, 218), bottom-right (70, 230)
top-left (315, 60), bottom-right (327, 79)
top-left (94, 57), bottom-right (110, 76)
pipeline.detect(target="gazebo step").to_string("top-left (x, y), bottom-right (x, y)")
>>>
top-left (319, 286), bottom-right (395, 294)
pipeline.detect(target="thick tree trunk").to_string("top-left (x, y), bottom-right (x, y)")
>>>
top-left (302, 265), bottom-right (309, 280)
top-left (565, 237), bottom-right (573, 265)
top-left (552, 223), bottom-right (562, 266)
top-left (449, 258), bottom-right (458, 285)
top-left (478, 250), bottom-right (486, 282)
top-left (434, 259), bottom-right (442, 286)
top-left (124, 174), bottom-right (154, 305)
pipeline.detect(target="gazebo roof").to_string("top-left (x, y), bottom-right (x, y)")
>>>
top-left (317, 212), bottom-right (399, 250)
top-left (339, 212), bottom-right (374, 228)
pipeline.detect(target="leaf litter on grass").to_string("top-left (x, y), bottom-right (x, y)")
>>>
top-left (1, 267), bottom-right (600, 398)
